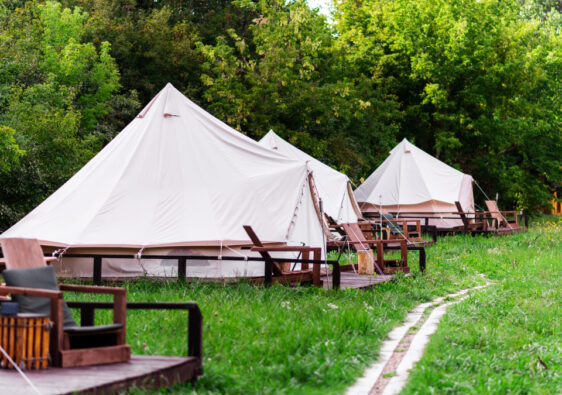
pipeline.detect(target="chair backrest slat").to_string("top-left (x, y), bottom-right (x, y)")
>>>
top-left (485, 200), bottom-right (504, 225)
top-left (342, 223), bottom-right (370, 250)
top-left (1, 238), bottom-right (47, 269)
top-left (342, 223), bottom-right (384, 274)
top-left (243, 225), bottom-right (283, 276)
top-left (454, 202), bottom-right (470, 227)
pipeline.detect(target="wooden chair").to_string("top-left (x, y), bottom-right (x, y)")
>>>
top-left (0, 238), bottom-right (130, 368)
top-left (484, 200), bottom-right (525, 233)
top-left (454, 202), bottom-right (490, 234)
top-left (243, 226), bottom-right (322, 286)
top-left (328, 223), bottom-right (409, 275)
top-left (365, 215), bottom-right (435, 247)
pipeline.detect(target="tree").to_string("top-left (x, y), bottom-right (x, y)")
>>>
top-left (0, 1), bottom-right (128, 229)
top-left (334, 0), bottom-right (561, 210)
top-left (197, 0), bottom-right (400, 179)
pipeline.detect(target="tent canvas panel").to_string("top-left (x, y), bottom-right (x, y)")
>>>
top-left (259, 130), bottom-right (360, 224)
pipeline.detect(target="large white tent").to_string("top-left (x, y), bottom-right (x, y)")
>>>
top-left (354, 138), bottom-right (474, 228)
top-left (258, 130), bottom-right (361, 224)
top-left (1, 83), bottom-right (325, 277)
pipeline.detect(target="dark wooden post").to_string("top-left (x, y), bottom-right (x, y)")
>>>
top-left (312, 248), bottom-right (322, 287)
top-left (431, 226), bottom-right (437, 242)
top-left (50, 295), bottom-right (65, 367)
top-left (178, 257), bottom-right (187, 281)
top-left (332, 262), bottom-right (340, 290)
top-left (375, 241), bottom-right (385, 275)
top-left (400, 240), bottom-right (408, 268)
top-left (114, 289), bottom-right (127, 345)
top-left (80, 305), bottom-right (96, 326)
top-left (264, 259), bottom-right (272, 286)
top-left (188, 305), bottom-right (203, 360)
top-left (301, 251), bottom-right (309, 271)
top-left (93, 256), bottom-right (102, 285)
top-left (419, 247), bottom-right (426, 273)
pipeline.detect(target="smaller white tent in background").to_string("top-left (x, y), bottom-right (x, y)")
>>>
top-left (259, 130), bottom-right (362, 224)
top-left (354, 138), bottom-right (474, 228)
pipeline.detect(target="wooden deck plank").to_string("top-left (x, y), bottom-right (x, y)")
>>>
top-left (0, 355), bottom-right (199, 395)
top-left (323, 272), bottom-right (394, 289)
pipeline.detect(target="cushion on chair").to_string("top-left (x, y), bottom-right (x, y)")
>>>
top-left (381, 213), bottom-right (402, 234)
top-left (64, 323), bottom-right (123, 333)
top-left (2, 265), bottom-right (78, 329)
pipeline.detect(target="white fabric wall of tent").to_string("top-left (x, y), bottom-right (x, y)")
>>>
top-left (354, 139), bottom-right (475, 229)
top-left (258, 130), bottom-right (362, 225)
top-left (0, 84), bottom-right (325, 278)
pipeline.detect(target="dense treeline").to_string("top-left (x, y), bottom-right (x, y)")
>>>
top-left (0, 0), bottom-right (560, 230)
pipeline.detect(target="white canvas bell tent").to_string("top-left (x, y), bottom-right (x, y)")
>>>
top-left (354, 138), bottom-right (475, 228)
top-left (258, 130), bottom-right (362, 224)
top-left (0, 83), bottom-right (325, 278)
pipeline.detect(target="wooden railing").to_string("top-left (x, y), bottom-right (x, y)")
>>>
top-left (32, 253), bottom-right (341, 289)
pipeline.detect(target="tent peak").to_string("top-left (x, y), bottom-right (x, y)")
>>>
top-left (163, 82), bottom-right (182, 93)
top-left (137, 83), bottom-right (183, 119)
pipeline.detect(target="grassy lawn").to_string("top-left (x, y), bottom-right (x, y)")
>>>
top-left (67, 217), bottom-right (560, 394)
top-left (402, 218), bottom-right (561, 394)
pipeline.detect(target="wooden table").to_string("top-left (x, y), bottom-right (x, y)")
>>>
top-left (0, 313), bottom-right (51, 370)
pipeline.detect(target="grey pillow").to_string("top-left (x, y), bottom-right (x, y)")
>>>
top-left (382, 213), bottom-right (402, 234)
top-left (2, 266), bottom-right (78, 329)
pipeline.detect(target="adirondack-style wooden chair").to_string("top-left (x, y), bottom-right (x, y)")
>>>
top-left (484, 200), bottom-right (525, 233)
top-left (243, 226), bottom-right (323, 286)
top-left (0, 238), bottom-right (130, 368)
top-left (328, 223), bottom-right (409, 275)
top-left (454, 202), bottom-right (490, 234)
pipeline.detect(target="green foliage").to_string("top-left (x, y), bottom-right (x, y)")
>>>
top-left (197, 0), bottom-right (399, 178)
top-left (0, 125), bottom-right (24, 172)
top-left (0, 0), bottom-right (132, 230)
top-left (334, 0), bottom-right (561, 210)
top-left (39, 1), bottom-right (121, 131)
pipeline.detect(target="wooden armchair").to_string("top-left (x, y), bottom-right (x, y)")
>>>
top-left (454, 201), bottom-right (490, 233)
top-left (328, 223), bottom-right (409, 275)
top-left (484, 200), bottom-right (525, 233)
top-left (1, 266), bottom-right (130, 368)
top-left (243, 225), bottom-right (322, 286)
top-left (0, 238), bottom-right (130, 368)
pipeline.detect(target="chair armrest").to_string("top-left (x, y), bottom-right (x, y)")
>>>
top-left (498, 210), bottom-right (518, 221)
top-left (59, 284), bottom-right (126, 330)
top-left (250, 246), bottom-right (321, 253)
top-left (66, 301), bottom-right (203, 362)
top-left (59, 284), bottom-right (126, 295)
top-left (0, 286), bottom-right (63, 299)
top-left (0, 285), bottom-right (66, 359)
top-left (378, 239), bottom-right (408, 246)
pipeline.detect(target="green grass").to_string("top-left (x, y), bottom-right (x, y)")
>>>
top-left (65, 217), bottom-right (561, 394)
top-left (402, 218), bottom-right (561, 394)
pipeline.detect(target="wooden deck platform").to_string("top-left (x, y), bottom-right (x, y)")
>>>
top-left (0, 355), bottom-right (200, 395)
top-left (322, 272), bottom-right (394, 290)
